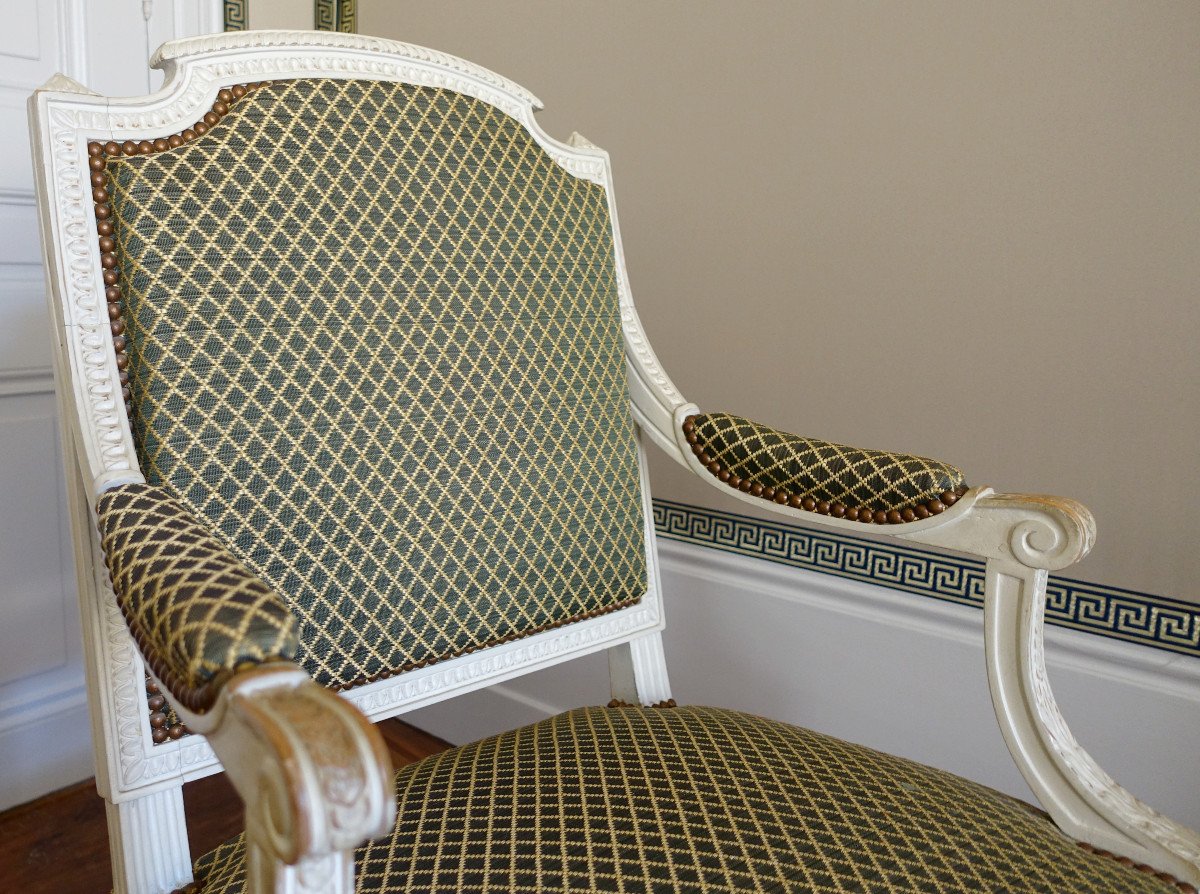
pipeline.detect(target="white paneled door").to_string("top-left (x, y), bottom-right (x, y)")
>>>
top-left (0, 0), bottom-right (222, 811)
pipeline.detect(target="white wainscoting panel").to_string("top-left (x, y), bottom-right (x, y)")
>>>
top-left (0, 0), bottom-right (223, 812)
top-left (407, 538), bottom-right (1200, 831)
top-left (0, 392), bottom-right (91, 813)
top-left (0, 0), bottom-right (88, 814)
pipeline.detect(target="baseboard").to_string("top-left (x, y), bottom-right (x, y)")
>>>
top-left (0, 683), bottom-right (93, 812)
top-left (406, 537), bottom-right (1200, 830)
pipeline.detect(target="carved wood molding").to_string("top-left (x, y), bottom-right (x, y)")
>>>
top-left (346, 604), bottom-right (660, 717)
top-left (149, 30), bottom-right (543, 110)
top-left (93, 541), bottom-right (216, 791)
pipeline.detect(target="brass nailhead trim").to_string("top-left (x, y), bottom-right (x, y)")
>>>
top-left (1076, 841), bottom-right (1197, 893)
top-left (606, 698), bottom-right (678, 709)
top-left (145, 672), bottom-right (189, 745)
top-left (91, 84), bottom-right (646, 709)
top-left (87, 82), bottom-right (270, 422)
top-left (683, 414), bottom-right (968, 525)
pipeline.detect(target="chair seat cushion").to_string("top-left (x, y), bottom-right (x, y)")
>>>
top-left (190, 705), bottom-right (1181, 893)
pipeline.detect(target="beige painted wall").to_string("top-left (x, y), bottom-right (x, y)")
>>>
top-left (254, 2), bottom-right (1200, 603)
top-left (248, 0), bottom-right (313, 30)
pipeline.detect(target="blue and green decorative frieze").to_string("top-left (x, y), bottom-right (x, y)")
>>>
top-left (315, 0), bottom-right (356, 33)
top-left (224, 1), bottom-right (356, 32)
top-left (223, 0), bottom-right (247, 31)
top-left (652, 499), bottom-right (1200, 659)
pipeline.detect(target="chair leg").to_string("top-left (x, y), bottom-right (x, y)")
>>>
top-left (608, 631), bottom-right (672, 704)
top-left (106, 785), bottom-right (192, 894)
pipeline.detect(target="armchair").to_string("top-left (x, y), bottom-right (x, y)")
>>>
top-left (29, 30), bottom-right (1199, 894)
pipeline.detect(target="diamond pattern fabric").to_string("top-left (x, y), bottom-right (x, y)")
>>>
top-left (104, 79), bottom-right (647, 690)
top-left (96, 483), bottom-right (298, 711)
top-left (188, 705), bottom-right (1179, 894)
top-left (692, 413), bottom-right (966, 513)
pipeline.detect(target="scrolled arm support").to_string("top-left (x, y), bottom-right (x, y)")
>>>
top-left (664, 396), bottom-right (1199, 882)
top-left (903, 491), bottom-right (1096, 571)
top-left (909, 495), bottom-right (1200, 885)
top-left (177, 664), bottom-right (396, 893)
top-left (980, 559), bottom-right (1200, 887)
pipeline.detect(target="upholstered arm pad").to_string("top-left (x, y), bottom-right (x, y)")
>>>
top-left (96, 483), bottom-right (299, 712)
top-left (683, 413), bottom-right (968, 525)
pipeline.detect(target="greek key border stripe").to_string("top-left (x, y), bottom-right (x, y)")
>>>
top-left (223, 1), bottom-right (357, 32)
top-left (223, 0), bottom-right (247, 31)
top-left (652, 499), bottom-right (1200, 659)
top-left (315, 0), bottom-right (357, 33)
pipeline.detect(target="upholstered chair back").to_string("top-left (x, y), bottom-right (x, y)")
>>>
top-left (102, 77), bottom-right (647, 691)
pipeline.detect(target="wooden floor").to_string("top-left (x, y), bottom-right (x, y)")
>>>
top-left (0, 718), bottom-right (451, 893)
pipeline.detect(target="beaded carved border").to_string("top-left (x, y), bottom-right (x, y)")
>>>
top-left (652, 498), bottom-right (1200, 659)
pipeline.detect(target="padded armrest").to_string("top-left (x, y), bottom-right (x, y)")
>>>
top-left (96, 483), bottom-right (299, 712)
top-left (683, 412), bottom-right (968, 525)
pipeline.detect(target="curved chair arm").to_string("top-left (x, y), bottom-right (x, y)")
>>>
top-left (663, 407), bottom-right (1200, 886)
top-left (682, 412), bottom-right (968, 524)
top-left (96, 482), bottom-right (300, 713)
top-left (918, 494), bottom-right (1200, 887)
top-left (98, 485), bottom-right (395, 890)
top-left (176, 664), bottom-right (396, 892)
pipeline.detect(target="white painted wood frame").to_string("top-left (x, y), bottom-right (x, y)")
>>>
top-left (28, 29), bottom-right (1200, 894)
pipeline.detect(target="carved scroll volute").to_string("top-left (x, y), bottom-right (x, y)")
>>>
top-left (179, 664), bottom-right (395, 867)
top-left (940, 494), bottom-right (1200, 885)
top-left (905, 491), bottom-right (1097, 572)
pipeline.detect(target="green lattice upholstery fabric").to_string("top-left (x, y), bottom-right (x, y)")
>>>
top-left (187, 705), bottom-right (1180, 894)
top-left (96, 483), bottom-right (298, 711)
top-left (104, 78), bottom-right (646, 690)
top-left (691, 413), bottom-right (967, 514)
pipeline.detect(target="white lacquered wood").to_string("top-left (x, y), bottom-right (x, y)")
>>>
top-left (106, 785), bottom-right (192, 894)
top-left (985, 559), bottom-right (1200, 886)
top-left (175, 664), bottom-right (394, 894)
top-left (608, 632), bottom-right (672, 705)
top-left (247, 845), bottom-right (354, 894)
